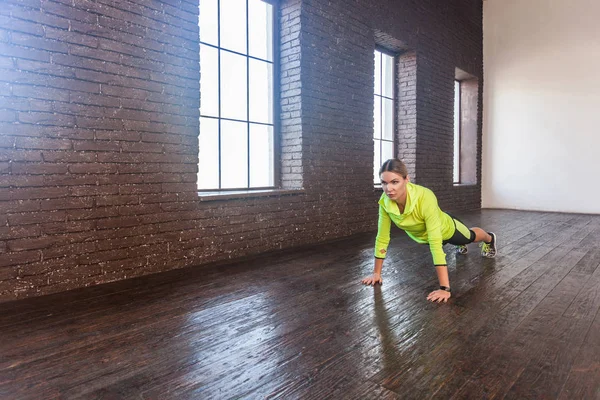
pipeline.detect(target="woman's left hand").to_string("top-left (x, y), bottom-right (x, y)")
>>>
top-left (427, 289), bottom-right (451, 303)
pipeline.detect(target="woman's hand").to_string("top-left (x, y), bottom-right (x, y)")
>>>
top-left (427, 289), bottom-right (451, 303)
top-left (361, 273), bottom-right (382, 286)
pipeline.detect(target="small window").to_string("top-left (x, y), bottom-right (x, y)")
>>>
top-left (198, 0), bottom-right (276, 190)
top-left (374, 49), bottom-right (395, 185)
top-left (453, 68), bottom-right (479, 186)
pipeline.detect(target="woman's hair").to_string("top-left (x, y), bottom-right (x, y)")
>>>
top-left (379, 158), bottom-right (408, 179)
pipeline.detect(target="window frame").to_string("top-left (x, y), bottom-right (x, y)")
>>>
top-left (453, 79), bottom-right (461, 184)
top-left (373, 47), bottom-right (397, 186)
top-left (198, 0), bottom-right (280, 192)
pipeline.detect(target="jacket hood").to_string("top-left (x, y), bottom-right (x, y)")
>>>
top-left (378, 182), bottom-right (418, 216)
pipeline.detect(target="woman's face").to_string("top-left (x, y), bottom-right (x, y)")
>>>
top-left (380, 171), bottom-right (408, 202)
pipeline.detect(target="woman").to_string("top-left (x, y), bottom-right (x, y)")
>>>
top-left (361, 159), bottom-right (497, 303)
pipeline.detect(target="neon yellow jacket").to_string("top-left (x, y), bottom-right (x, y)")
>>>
top-left (374, 182), bottom-right (455, 266)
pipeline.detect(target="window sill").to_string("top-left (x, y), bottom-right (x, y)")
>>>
top-left (198, 188), bottom-right (305, 202)
top-left (453, 183), bottom-right (478, 187)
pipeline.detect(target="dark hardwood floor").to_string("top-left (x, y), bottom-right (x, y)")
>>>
top-left (1, 209), bottom-right (600, 399)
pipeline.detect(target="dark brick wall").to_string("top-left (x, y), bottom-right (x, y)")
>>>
top-left (0, 0), bottom-right (483, 302)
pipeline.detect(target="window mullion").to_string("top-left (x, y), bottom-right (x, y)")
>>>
top-left (217, 0), bottom-right (222, 190)
top-left (246, 0), bottom-right (250, 189)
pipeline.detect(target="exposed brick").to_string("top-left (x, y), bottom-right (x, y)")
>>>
top-left (42, 151), bottom-right (96, 163)
top-left (0, 148), bottom-right (42, 161)
top-left (0, 136), bottom-right (14, 149)
top-left (95, 195), bottom-right (139, 207)
top-left (8, 210), bottom-right (66, 225)
top-left (14, 137), bottom-right (72, 150)
top-left (6, 2), bottom-right (69, 29)
top-left (1, 96), bottom-right (44, 113)
top-left (11, 162), bottom-right (69, 175)
top-left (40, 220), bottom-right (96, 235)
top-left (75, 117), bottom-right (124, 130)
top-left (0, 69), bottom-right (100, 93)
top-left (40, 197), bottom-right (94, 211)
top-left (12, 84), bottom-right (70, 102)
top-left (95, 130), bottom-right (140, 142)
top-left (0, 42), bottom-right (51, 63)
top-left (0, 14), bottom-right (44, 37)
top-left (70, 92), bottom-right (120, 108)
top-left (121, 141), bottom-right (164, 153)
top-left (41, 0), bottom-right (99, 25)
top-left (66, 207), bottom-right (119, 221)
top-left (68, 163), bottom-right (118, 174)
top-left (118, 183), bottom-right (162, 195)
top-left (0, 225), bottom-right (41, 240)
top-left (72, 140), bottom-right (121, 152)
top-left (8, 236), bottom-right (61, 251)
top-left (10, 32), bottom-right (69, 53)
top-left (0, 55), bottom-right (15, 69)
top-left (0, 0), bottom-right (482, 303)
top-left (0, 250), bottom-right (40, 267)
top-left (44, 26), bottom-right (99, 48)
top-left (2, 187), bottom-right (68, 201)
top-left (69, 185), bottom-right (119, 197)
top-left (0, 110), bottom-right (16, 122)
top-left (42, 241), bottom-right (96, 260)
top-left (0, 200), bottom-right (40, 213)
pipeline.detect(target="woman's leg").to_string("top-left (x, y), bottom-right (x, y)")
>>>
top-left (445, 216), bottom-right (497, 258)
top-left (471, 227), bottom-right (497, 258)
top-left (471, 227), bottom-right (492, 243)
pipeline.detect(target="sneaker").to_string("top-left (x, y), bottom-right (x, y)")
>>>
top-left (480, 232), bottom-right (497, 258)
top-left (456, 245), bottom-right (468, 255)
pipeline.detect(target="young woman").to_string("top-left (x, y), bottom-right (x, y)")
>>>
top-left (361, 159), bottom-right (497, 303)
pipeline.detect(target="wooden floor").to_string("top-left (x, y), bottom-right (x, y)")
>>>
top-left (1, 210), bottom-right (600, 399)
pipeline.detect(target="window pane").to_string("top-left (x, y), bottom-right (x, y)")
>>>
top-left (454, 80), bottom-right (460, 183)
top-left (382, 97), bottom-right (393, 141)
top-left (220, 0), bottom-right (247, 54)
top-left (220, 50), bottom-right (248, 121)
top-left (382, 140), bottom-right (394, 163)
top-left (200, 44), bottom-right (219, 118)
top-left (198, 117), bottom-right (219, 189)
top-left (249, 59), bottom-right (273, 124)
top-left (199, 0), bottom-right (218, 46)
top-left (249, 124), bottom-right (273, 187)
top-left (248, 0), bottom-right (273, 61)
top-left (221, 120), bottom-right (248, 189)
top-left (373, 139), bottom-right (381, 184)
top-left (373, 95), bottom-right (381, 139)
top-left (374, 51), bottom-right (381, 96)
top-left (382, 53), bottom-right (394, 98)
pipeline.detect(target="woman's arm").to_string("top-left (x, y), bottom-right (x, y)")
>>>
top-left (363, 205), bottom-right (391, 286)
top-left (421, 190), bottom-right (452, 302)
top-left (426, 266), bottom-right (451, 302)
top-left (362, 257), bottom-right (384, 285)
top-left (374, 204), bottom-right (391, 259)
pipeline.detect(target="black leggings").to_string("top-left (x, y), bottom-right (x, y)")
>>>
top-left (443, 213), bottom-right (476, 246)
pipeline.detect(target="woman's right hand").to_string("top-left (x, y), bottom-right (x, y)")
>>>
top-left (361, 273), bottom-right (382, 286)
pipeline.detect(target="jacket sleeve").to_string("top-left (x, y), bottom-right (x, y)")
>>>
top-left (374, 205), bottom-right (392, 259)
top-left (421, 191), bottom-right (447, 266)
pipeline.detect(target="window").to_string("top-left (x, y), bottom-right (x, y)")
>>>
top-left (374, 49), bottom-right (395, 185)
top-left (453, 68), bottom-right (479, 186)
top-left (198, 0), bottom-right (276, 190)
top-left (453, 79), bottom-right (461, 183)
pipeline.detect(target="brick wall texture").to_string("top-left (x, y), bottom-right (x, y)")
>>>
top-left (0, 0), bottom-right (483, 302)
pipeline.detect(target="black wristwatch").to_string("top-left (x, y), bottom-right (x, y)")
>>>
top-left (439, 286), bottom-right (451, 292)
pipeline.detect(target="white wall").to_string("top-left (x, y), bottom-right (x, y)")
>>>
top-left (482, 0), bottom-right (600, 214)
